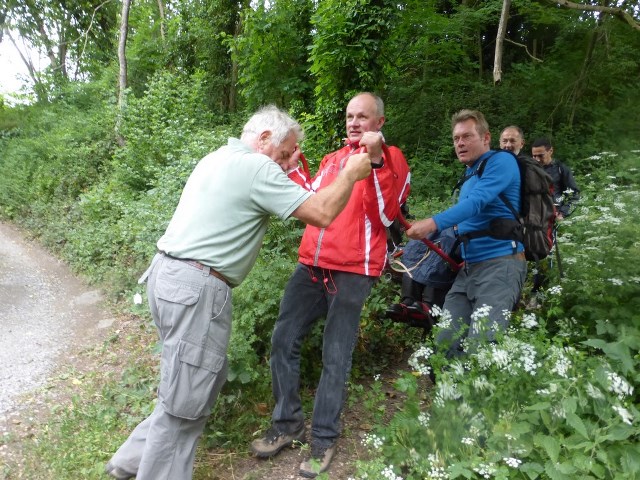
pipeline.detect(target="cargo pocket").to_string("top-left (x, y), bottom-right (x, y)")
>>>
top-left (162, 339), bottom-right (228, 420)
top-left (155, 276), bottom-right (201, 305)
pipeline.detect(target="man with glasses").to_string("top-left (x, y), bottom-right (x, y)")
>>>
top-left (531, 138), bottom-right (580, 220)
top-left (529, 138), bottom-right (580, 306)
top-left (406, 109), bottom-right (527, 360)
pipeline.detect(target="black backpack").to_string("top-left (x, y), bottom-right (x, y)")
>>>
top-left (457, 151), bottom-right (556, 262)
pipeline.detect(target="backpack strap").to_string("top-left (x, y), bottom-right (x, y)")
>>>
top-left (454, 150), bottom-right (522, 256)
top-left (451, 151), bottom-right (498, 195)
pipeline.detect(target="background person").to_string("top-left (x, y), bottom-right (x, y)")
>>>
top-left (531, 137), bottom-right (580, 220)
top-left (499, 125), bottom-right (526, 157)
top-left (529, 137), bottom-right (581, 303)
top-left (406, 109), bottom-right (527, 360)
top-left (251, 93), bottom-right (409, 478)
top-left (104, 105), bottom-right (372, 480)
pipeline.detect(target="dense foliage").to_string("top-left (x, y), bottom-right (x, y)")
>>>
top-left (1, 0), bottom-right (639, 478)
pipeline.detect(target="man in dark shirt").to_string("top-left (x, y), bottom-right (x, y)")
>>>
top-left (531, 138), bottom-right (580, 220)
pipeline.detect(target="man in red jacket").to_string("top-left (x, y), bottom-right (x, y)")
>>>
top-left (251, 92), bottom-right (409, 477)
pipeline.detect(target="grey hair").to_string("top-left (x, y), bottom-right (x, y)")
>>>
top-left (353, 92), bottom-right (384, 117)
top-left (501, 125), bottom-right (525, 140)
top-left (451, 109), bottom-right (489, 136)
top-left (241, 105), bottom-right (304, 146)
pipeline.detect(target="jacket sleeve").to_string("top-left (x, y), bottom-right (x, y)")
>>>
top-left (287, 165), bottom-right (313, 191)
top-left (362, 148), bottom-right (407, 228)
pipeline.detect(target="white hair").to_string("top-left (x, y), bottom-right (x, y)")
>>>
top-left (240, 105), bottom-right (304, 146)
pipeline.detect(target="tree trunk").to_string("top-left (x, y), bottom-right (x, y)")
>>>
top-left (494, 0), bottom-right (512, 84)
top-left (157, 0), bottom-right (165, 42)
top-left (116, 0), bottom-right (132, 146)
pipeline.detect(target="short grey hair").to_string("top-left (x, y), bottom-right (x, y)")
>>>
top-left (241, 105), bottom-right (304, 146)
top-left (501, 125), bottom-right (524, 140)
top-left (353, 92), bottom-right (384, 117)
top-left (451, 109), bottom-right (489, 136)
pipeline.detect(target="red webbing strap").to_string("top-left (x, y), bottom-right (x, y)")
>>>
top-left (298, 152), bottom-right (311, 179)
top-left (379, 144), bottom-right (463, 273)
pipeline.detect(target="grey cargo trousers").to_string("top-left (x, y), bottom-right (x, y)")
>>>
top-left (109, 253), bottom-right (232, 479)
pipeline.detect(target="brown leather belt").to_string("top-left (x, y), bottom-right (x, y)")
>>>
top-left (159, 251), bottom-right (230, 286)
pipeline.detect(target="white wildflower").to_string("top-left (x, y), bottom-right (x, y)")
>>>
top-left (549, 346), bottom-right (572, 378)
top-left (608, 372), bottom-right (633, 400)
top-left (418, 412), bottom-right (430, 427)
top-left (434, 377), bottom-right (462, 406)
top-left (548, 285), bottom-right (563, 295)
top-left (434, 306), bottom-right (452, 329)
top-left (362, 433), bottom-right (385, 450)
top-left (612, 405), bottom-right (634, 425)
top-left (471, 304), bottom-right (493, 322)
top-left (408, 346), bottom-right (433, 377)
top-left (450, 360), bottom-right (465, 377)
top-left (521, 313), bottom-right (538, 329)
top-left (473, 462), bottom-right (497, 479)
top-left (427, 465), bottom-right (448, 479)
top-left (133, 292), bottom-right (143, 305)
top-left (472, 375), bottom-right (495, 393)
top-left (608, 278), bottom-right (623, 286)
top-left (585, 383), bottom-right (605, 400)
top-left (381, 465), bottom-right (403, 480)
top-left (462, 437), bottom-right (474, 445)
top-left (504, 457), bottom-right (522, 468)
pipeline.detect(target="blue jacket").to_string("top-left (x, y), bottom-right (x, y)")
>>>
top-left (433, 150), bottom-right (524, 264)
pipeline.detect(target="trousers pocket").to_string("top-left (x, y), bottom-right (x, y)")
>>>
top-left (162, 339), bottom-right (227, 420)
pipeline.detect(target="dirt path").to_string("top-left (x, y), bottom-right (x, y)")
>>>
top-left (0, 221), bottom-right (415, 479)
top-left (0, 222), bottom-right (116, 470)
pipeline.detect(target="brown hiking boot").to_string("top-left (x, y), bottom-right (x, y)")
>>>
top-left (250, 425), bottom-right (306, 458)
top-left (299, 443), bottom-right (337, 478)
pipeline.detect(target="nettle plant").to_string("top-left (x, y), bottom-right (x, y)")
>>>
top-left (353, 152), bottom-right (640, 480)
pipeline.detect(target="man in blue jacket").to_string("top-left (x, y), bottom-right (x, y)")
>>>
top-left (407, 109), bottom-right (527, 358)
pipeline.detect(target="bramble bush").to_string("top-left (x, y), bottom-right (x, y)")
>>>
top-left (352, 152), bottom-right (640, 480)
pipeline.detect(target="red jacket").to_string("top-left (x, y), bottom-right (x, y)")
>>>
top-left (289, 143), bottom-right (410, 277)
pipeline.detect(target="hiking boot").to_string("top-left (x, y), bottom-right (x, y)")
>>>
top-left (104, 461), bottom-right (135, 480)
top-left (385, 303), bottom-right (409, 323)
top-left (406, 301), bottom-right (434, 329)
top-left (250, 425), bottom-right (306, 458)
top-left (299, 443), bottom-right (337, 478)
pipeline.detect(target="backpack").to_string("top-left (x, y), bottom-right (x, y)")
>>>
top-left (398, 227), bottom-right (461, 289)
top-left (459, 151), bottom-right (556, 262)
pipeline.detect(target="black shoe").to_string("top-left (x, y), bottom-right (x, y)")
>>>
top-left (405, 302), bottom-right (434, 330)
top-left (385, 303), bottom-right (409, 323)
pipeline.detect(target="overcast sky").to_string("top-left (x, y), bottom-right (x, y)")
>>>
top-left (0, 35), bottom-right (42, 97)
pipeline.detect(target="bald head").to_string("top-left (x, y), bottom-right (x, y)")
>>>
top-left (500, 126), bottom-right (525, 155)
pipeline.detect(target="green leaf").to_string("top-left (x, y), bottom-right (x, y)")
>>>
top-left (544, 461), bottom-right (573, 480)
top-left (565, 411), bottom-right (589, 439)
top-left (520, 462), bottom-right (544, 479)
top-left (448, 464), bottom-right (474, 478)
top-left (535, 434), bottom-right (561, 463)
